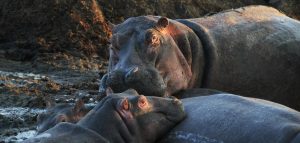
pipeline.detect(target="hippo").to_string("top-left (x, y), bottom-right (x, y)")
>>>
top-left (23, 89), bottom-right (186, 143)
top-left (36, 99), bottom-right (93, 134)
top-left (99, 5), bottom-right (300, 109)
top-left (159, 92), bottom-right (300, 143)
top-left (35, 88), bottom-right (221, 134)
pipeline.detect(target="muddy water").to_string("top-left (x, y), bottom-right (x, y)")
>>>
top-left (0, 107), bottom-right (43, 142)
top-left (0, 69), bottom-right (100, 142)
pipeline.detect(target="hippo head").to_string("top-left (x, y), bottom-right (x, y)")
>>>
top-left (78, 89), bottom-right (186, 143)
top-left (36, 99), bottom-right (90, 134)
top-left (100, 16), bottom-right (199, 97)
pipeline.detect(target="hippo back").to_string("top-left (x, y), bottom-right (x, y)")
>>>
top-left (177, 5), bottom-right (300, 109)
top-left (100, 5), bottom-right (300, 109)
top-left (160, 94), bottom-right (300, 143)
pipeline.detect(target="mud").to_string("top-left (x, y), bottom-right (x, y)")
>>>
top-left (0, 59), bottom-right (104, 142)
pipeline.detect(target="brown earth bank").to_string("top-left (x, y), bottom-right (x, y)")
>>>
top-left (99, 0), bottom-right (299, 23)
top-left (0, 0), bottom-right (299, 142)
top-left (0, 0), bottom-right (111, 73)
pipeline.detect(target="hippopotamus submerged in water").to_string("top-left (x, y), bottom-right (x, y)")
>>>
top-left (99, 5), bottom-right (300, 109)
top-left (159, 91), bottom-right (300, 143)
top-left (36, 99), bottom-right (93, 134)
top-left (24, 89), bottom-right (185, 143)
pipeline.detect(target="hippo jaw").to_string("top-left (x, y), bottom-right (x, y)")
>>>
top-left (114, 93), bottom-right (185, 143)
top-left (79, 89), bottom-right (186, 143)
top-left (133, 96), bottom-right (185, 143)
top-left (114, 91), bottom-right (186, 143)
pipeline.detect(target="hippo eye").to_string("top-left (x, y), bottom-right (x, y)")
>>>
top-left (145, 30), bottom-right (160, 47)
top-left (138, 96), bottom-right (148, 109)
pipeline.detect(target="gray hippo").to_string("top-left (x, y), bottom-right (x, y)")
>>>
top-left (159, 92), bottom-right (300, 143)
top-left (99, 5), bottom-right (300, 109)
top-left (23, 89), bottom-right (186, 143)
top-left (34, 88), bottom-right (221, 134)
top-left (36, 99), bottom-right (93, 134)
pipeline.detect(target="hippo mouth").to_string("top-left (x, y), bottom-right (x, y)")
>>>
top-left (102, 67), bottom-right (167, 97)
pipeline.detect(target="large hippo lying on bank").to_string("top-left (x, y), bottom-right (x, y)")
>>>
top-left (99, 5), bottom-right (300, 109)
top-left (23, 89), bottom-right (185, 143)
top-left (159, 92), bottom-right (300, 143)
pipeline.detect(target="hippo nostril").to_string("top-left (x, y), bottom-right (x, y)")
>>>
top-left (125, 67), bottom-right (139, 79)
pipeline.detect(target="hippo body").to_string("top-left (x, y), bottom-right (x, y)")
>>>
top-left (160, 93), bottom-right (300, 143)
top-left (24, 89), bottom-right (185, 143)
top-left (100, 5), bottom-right (300, 109)
top-left (177, 6), bottom-right (300, 109)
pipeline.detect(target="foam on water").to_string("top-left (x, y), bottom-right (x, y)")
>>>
top-left (0, 107), bottom-right (45, 119)
top-left (0, 71), bottom-right (46, 80)
top-left (4, 130), bottom-right (37, 142)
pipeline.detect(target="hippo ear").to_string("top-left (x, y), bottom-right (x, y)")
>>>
top-left (73, 99), bottom-right (85, 113)
top-left (45, 98), bottom-right (56, 108)
top-left (156, 17), bottom-right (169, 29)
top-left (106, 87), bottom-right (114, 96)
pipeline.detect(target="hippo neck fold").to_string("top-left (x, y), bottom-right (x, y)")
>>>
top-left (176, 19), bottom-right (216, 88)
top-left (163, 18), bottom-right (205, 89)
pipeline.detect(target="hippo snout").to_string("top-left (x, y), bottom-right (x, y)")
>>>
top-left (102, 67), bottom-right (167, 97)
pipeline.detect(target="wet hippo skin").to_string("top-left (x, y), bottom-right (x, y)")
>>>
top-left (23, 89), bottom-right (186, 143)
top-left (99, 5), bottom-right (300, 110)
top-left (34, 88), bottom-right (221, 136)
top-left (159, 93), bottom-right (300, 143)
top-left (36, 99), bottom-right (92, 134)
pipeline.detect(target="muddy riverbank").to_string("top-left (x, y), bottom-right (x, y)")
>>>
top-left (0, 59), bottom-right (105, 142)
